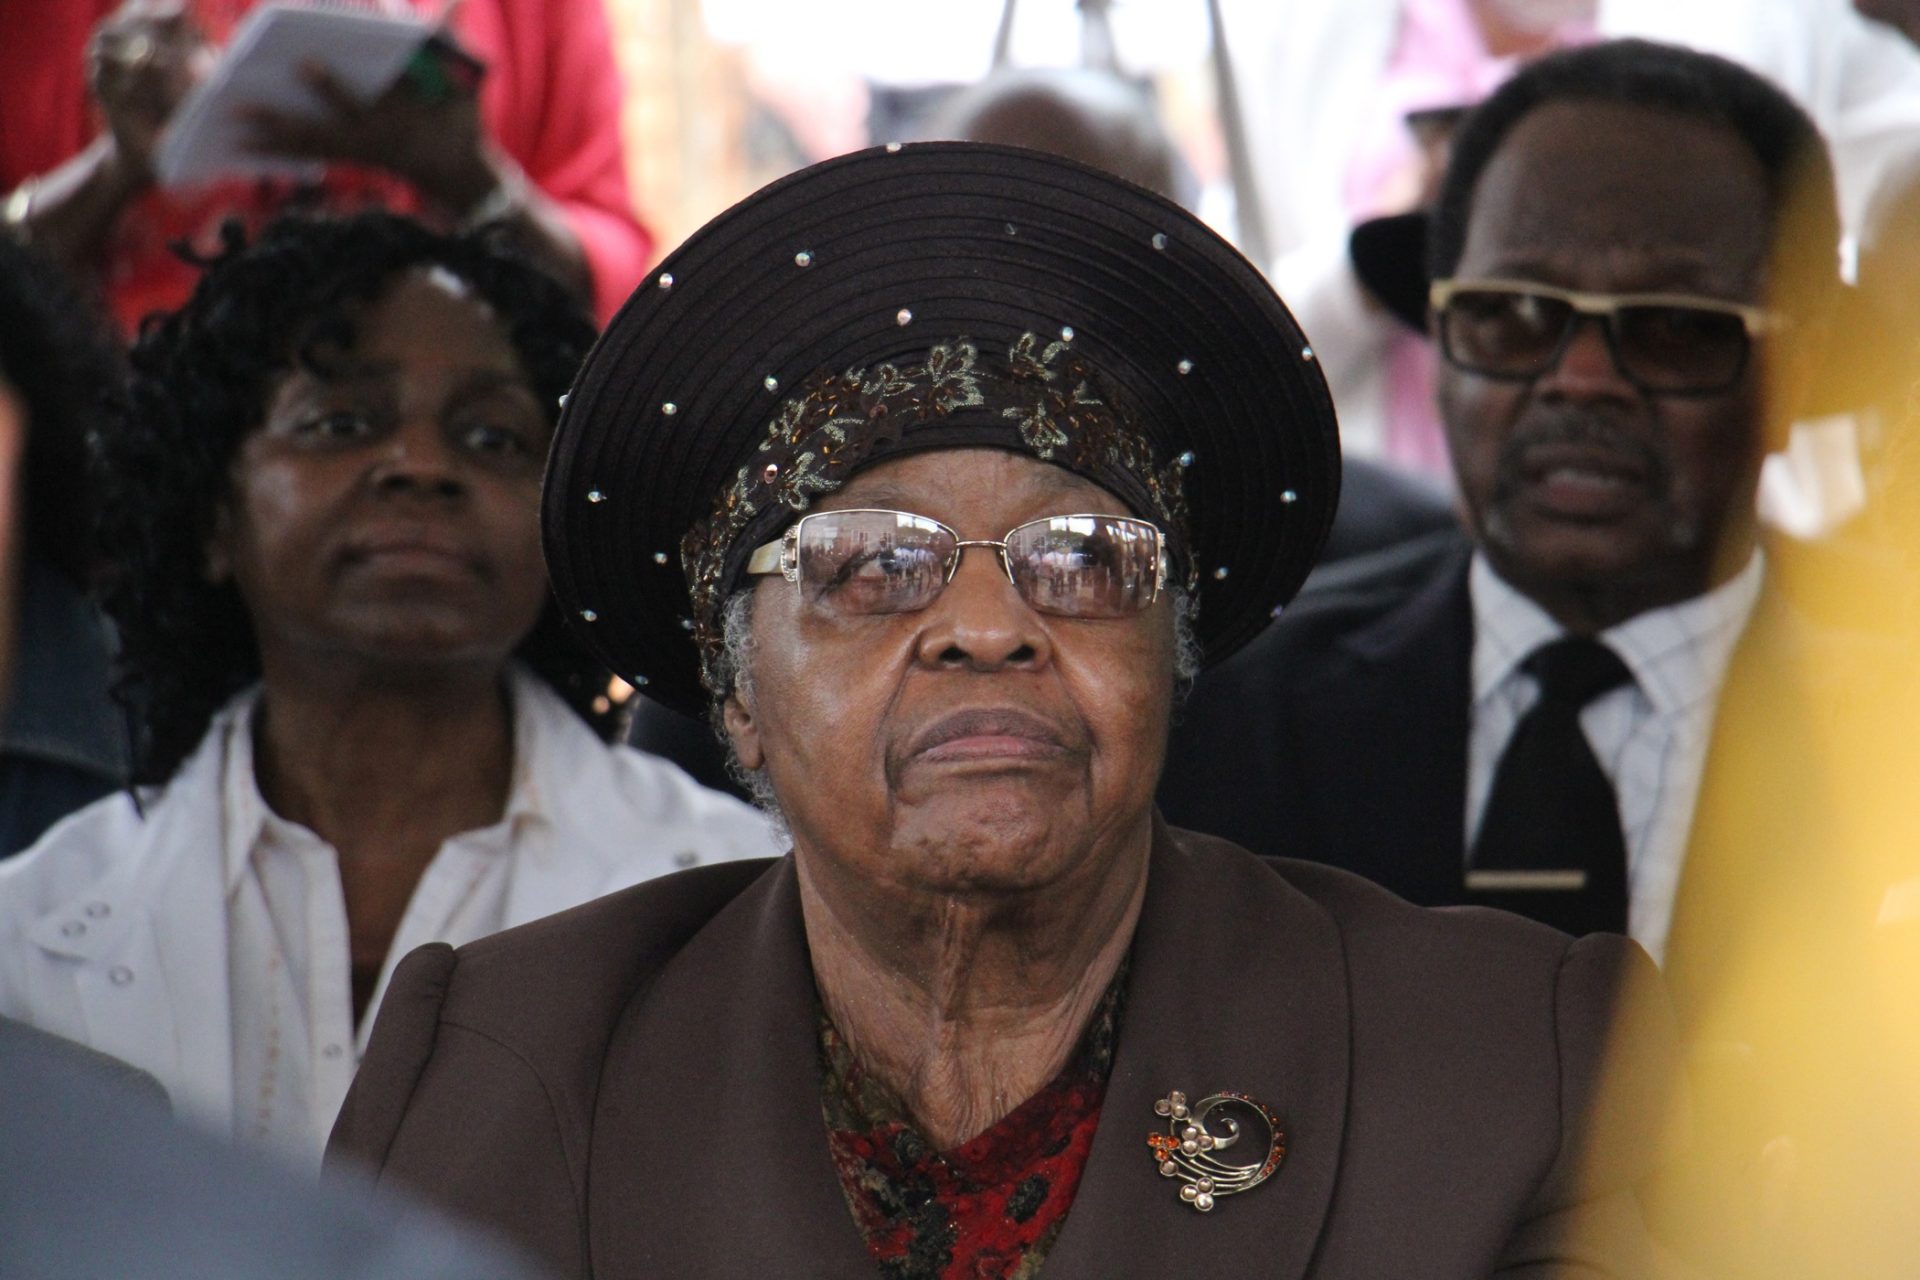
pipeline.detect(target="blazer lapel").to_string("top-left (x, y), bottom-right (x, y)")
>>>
top-left (1042, 824), bottom-right (1352, 1280)
top-left (587, 857), bottom-right (875, 1279)
top-left (1295, 547), bottom-right (1473, 905)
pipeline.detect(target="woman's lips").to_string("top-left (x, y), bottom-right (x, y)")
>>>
top-left (906, 708), bottom-right (1071, 765)
top-left (342, 528), bottom-right (483, 578)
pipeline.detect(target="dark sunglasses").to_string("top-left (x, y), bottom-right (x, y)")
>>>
top-left (1429, 277), bottom-right (1788, 395)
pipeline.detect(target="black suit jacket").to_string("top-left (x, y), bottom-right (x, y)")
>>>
top-left (1158, 529), bottom-right (1479, 907)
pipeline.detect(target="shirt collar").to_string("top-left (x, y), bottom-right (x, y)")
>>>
top-left (1470, 548), bottom-right (1766, 716)
top-left (218, 666), bottom-right (562, 895)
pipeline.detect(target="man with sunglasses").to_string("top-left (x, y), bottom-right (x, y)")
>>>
top-left (1160, 38), bottom-right (1843, 963)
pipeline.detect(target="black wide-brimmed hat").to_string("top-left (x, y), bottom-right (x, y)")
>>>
top-left (543, 141), bottom-right (1340, 715)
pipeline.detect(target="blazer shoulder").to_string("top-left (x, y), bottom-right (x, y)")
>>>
top-left (329, 859), bottom-right (779, 1210)
top-left (0, 789), bottom-right (146, 926)
top-left (1211, 528), bottom-right (1471, 675)
top-left (1260, 849), bottom-right (1570, 968)
top-left (435, 857), bottom-right (778, 1048)
top-left (1292, 527), bottom-right (1471, 621)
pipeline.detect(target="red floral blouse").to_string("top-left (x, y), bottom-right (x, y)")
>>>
top-left (819, 973), bottom-right (1127, 1279)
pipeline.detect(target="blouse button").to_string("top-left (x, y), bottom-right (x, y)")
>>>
top-left (85, 902), bottom-right (111, 919)
top-left (60, 921), bottom-right (85, 938)
top-left (109, 966), bottom-right (134, 986)
top-left (673, 851), bottom-right (698, 869)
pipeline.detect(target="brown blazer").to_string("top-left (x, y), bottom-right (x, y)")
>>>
top-left (328, 824), bottom-right (1683, 1278)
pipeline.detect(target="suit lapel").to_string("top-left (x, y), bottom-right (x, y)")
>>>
top-left (1295, 547), bottom-right (1473, 904)
top-left (587, 857), bottom-right (875, 1279)
top-left (1040, 824), bottom-right (1351, 1280)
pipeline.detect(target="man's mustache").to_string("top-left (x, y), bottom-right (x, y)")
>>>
top-left (1491, 412), bottom-right (1671, 502)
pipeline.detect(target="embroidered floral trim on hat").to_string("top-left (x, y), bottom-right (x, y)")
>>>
top-left (680, 333), bottom-right (1194, 694)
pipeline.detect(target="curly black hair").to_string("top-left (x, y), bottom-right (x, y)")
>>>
top-left (0, 236), bottom-right (121, 585)
top-left (101, 211), bottom-right (616, 786)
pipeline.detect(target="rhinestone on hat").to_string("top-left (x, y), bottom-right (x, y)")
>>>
top-left (579, 609), bottom-right (598, 622)
top-left (885, 141), bottom-right (902, 153)
top-left (1214, 567), bottom-right (1230, 580)
top-left (762, 462), bottom-right (780, 483)
top-left (1176, 450), bottom-right (1195, 468)
top-left (557, 392), bottom-right (569, 409)
top-left (661, 402), bottom-right (678, 416)
top-left (1151, 232), bottom-right (1169, 251)
top-left (653, 551), bottom-right (670, 565)
top-left (896, 308), bottom-right (913, 326)
top-left (587, 489), bottom-right (607, 504)
top-left (764, 375), bottom-right (779, 392)
top-left (1059, 326), bottom-right (1075, 342)
top-left (1281, 489), bottom-right (1299, 504)
top-left (794, 251), bottom-right (813, 267)
top-left (1177, 359), bottom-right (1194, 376)
top-left (1005, 222), bottom-right (1018, 236)
top-left (1302, 346), bottom-right (1315, 362)
top-left (656, 272), bottom-right (674, 289)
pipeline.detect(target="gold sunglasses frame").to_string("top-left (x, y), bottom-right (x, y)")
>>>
top-left (1427, 276), bottom-right (1790, 393)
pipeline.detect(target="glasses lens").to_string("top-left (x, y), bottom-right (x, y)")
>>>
top-left (1442, 287), bottom-right (1575, 378)
top-left (1614, 304), bottom-right (1750, 392)
top-left (1004, 515), bottom-right (1161, 618)
top-left (794, 510), bottom-right (953, 615)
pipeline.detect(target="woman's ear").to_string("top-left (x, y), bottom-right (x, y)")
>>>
top-left (722, 687), bottom-right (763, 772)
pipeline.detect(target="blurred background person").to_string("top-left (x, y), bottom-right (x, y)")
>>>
top-left (1160, 40), bottom-right (1844, 965)
top-left (0, 0), bottom-right (651, 330)
top-left (0, 1017), bottom-right (556, 1279)
top-left (0, 212), bottom-right (776, 1165)
top-left (0, 237), bottom-right (128, 858)
top-left (1213, 0), bottom-right (1920, 482)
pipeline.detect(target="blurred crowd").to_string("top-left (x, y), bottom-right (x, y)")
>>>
top-left (1, 1), bottom-right (1918, 1277)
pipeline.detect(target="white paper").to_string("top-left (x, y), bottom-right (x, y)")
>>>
top-left (155, 2), bottom-right (433, 189)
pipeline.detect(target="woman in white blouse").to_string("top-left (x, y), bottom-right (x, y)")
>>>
top-left (0, 213), bottom-right (779, 1164)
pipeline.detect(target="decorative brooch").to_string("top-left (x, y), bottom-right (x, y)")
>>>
top-left (1146, 1089), bottom-right (1287, 1212)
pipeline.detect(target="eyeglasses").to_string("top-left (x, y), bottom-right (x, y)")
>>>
top-left (743, 508), bottom-right (1167, 618)
top-left (1428, 277), bottom-right (1788, 395)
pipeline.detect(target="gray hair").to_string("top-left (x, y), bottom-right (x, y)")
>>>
top-left (708, 586), bottom-right (1203, 820)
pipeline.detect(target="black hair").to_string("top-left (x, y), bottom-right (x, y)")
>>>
top-left (0, 236), bottom-right (121, 585)
top-left (101, 211), bottom-right (614, 786)
top-left (1429, 39), bottom-right (1842, 318)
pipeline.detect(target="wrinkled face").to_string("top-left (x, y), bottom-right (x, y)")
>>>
top-left (1438, 101), bottom-right (1775, 613)
top-left (207, 267), bottom-right (554, 676)
top-left (724, 448), bottom-right (1176, 900)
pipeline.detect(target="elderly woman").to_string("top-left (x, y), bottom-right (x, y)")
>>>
top-left (330, 147), bottom-right (1680, 1276)
top-left (0, 213), bottom-right (776, 1163)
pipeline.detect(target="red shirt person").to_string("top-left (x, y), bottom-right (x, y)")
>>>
top-left (0, 0), bottom-right (651, 330)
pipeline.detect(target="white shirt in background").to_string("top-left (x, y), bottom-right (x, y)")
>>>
top-left (0, 667), bottom-right (781, 1164)
top-left (1467, 551), bottom-right (1765, 963)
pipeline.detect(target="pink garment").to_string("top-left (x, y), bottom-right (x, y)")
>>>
top-left (0, 0), bottom-right (651, 331)
top-left (1344, 0), bottom-right (1596, 476)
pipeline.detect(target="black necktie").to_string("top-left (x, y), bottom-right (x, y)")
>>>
top-left (1468, 636), bottom-right (1632, 935)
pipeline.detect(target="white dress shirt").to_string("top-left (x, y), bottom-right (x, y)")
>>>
top-left (1467, 552), bottom-right (1764, 962)
top-left (0, 666), bottom-right (781, 1164)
